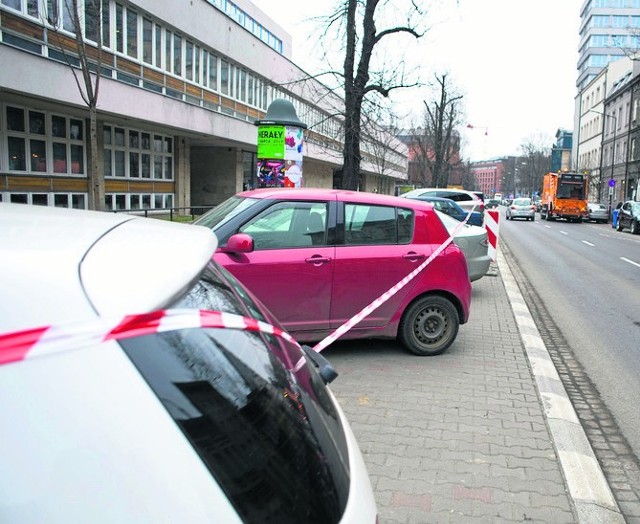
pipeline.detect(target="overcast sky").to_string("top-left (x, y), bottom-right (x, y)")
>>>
top-left (250, 0), bottom-right (583, 161)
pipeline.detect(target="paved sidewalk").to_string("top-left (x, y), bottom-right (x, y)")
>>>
top-left (324, 255), bottom-right (623, 523)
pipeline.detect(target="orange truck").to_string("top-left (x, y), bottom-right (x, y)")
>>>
top-left (540, 171), bottom-right (589, 222)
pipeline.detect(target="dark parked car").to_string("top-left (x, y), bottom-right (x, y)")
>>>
top-left (402, 195), bottom-right (483, 226)
top-left (616, 200), bottom-right (640, 233)
top-left (484, 199), bottom-right (500, 209)
top-left (194, 188), bottom-right (473, 356)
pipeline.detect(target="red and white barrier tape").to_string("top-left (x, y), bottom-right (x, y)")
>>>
top-left (0, 309), bottom-right (299, 367)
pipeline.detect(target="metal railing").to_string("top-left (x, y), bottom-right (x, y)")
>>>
top-left (111, 206), bottom-right (215, 222)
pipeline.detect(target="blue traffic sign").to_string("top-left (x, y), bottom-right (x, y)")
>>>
top-left (609, 179), bottom-right (616, 187)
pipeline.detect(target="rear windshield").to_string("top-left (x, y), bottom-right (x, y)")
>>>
top-left (119, 262), bottom-right (350, 523)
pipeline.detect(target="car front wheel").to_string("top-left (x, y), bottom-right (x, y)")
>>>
top-left (617, 220), bottom-right (624, 232)
top-left (632, 220), bottom-right (639, 235)
top-left (398, 295), bottom-right (459, 356)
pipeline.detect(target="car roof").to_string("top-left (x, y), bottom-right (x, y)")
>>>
top-left (401, 188), bottom-right (480, 199)
top-left (0, 203), bottom-right (217, 332)
top-left (238, 187), bottom-right (434, 209)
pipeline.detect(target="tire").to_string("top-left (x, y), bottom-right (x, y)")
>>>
top-left (398, 295), bottom-right (460, 356)
top-left (632, 220), bottom-right (639, 235)
top-left (617, 220), bottom-right (623, 232)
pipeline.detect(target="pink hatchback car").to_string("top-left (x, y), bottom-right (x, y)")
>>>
top-left (194, 188), bottom-right (472, 356)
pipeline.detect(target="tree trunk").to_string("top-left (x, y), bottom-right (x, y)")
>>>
top-left (88, 105), bottom-right (104, 210)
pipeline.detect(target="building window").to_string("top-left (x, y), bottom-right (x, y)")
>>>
top-left (3, 105), bottom-right (85, 175)
top-left (104, 124), bottom-right (173, 180)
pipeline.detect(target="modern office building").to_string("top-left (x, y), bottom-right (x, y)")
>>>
top-left (577, 0), bottom-right (640, 92)
top-left (0, 0), bottom-right (408, 211)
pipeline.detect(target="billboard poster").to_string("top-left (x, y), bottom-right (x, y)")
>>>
top-left (257, 125), bottom-right (285, 159)
top-left (257, 159), bottom-right (304, 188)
top-left (284, 126), bottom-right (304, 161)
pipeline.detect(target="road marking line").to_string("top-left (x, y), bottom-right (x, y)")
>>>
top-left (582, 240), bottom-right (595, 246)
top-left (560, 231), bottom-right (568, 235)
top-left (621, 257), bottom-right (640, 268)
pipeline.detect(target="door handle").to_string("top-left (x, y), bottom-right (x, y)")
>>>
top-left (403, 252), bottom-right (426, 261)
top-left (305, 256), bottom-right (331, 264)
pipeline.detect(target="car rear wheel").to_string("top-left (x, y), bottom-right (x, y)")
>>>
top-left (617, 220), bottom-right (623, 232)
top-left (632, 220), bottom-right (639, 235)
top-left (398, 295), bottom-right (459, 356)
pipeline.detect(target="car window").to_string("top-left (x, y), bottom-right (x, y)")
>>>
top-left (514, 198), bottom-right (531, 206)
top-left (193, 196), bottom-right (259, 229)
top-left (240, 201), bottom-right (328, 248)
top-left (344, 204), bottom-right (412, 245)
top-left (448, 192), bottom-right (471, 202)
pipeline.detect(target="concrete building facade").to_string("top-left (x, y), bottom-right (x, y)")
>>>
top-left (0, 0), bottom-right (408, 212)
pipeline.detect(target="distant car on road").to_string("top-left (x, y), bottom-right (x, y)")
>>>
top-left (401, 194), bottom-right (483, 226)
top-left (0, 203), bottom-right (378, 524)
top-left (435, 210), bottom-right (491, 282)
top-left (194, 188), bottom-right (472, 356)
top-left (506, 197), bottom-right (536, 221)
top-left (616, 200), bottom-right (640, 233)
top-left (587, 202), bottom-right (608, 224)
top-left (484, 198), bottom-right (500, 209)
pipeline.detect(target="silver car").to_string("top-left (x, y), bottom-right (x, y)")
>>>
top-left (506, 197), bottom-right (536, 221)
top-left (0, 203), bottom-right (378, 524)
top-left (587, 202), bottom-right (609, 223)
top-left (436, 210), bottom-right (491, 282)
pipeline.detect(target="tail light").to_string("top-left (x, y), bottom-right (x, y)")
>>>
top-left (530, 206), bottom-right (536, 211)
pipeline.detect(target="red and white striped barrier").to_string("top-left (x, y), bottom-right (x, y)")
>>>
top-left (0, 309), bottom-right (299, 367)
top-left (484, 209), bottom-right (500, 261)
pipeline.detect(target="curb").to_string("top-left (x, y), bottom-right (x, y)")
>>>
top-left (497, 249), bottom-right (625, 523)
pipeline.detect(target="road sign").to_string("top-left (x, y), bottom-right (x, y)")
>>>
top-left (609, 179), bottom-right (616, 187)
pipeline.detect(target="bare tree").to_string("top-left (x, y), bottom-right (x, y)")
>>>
top-left (518, 133), bottom-right (552, 197)
top-left (406, 73), bottom-right (464, 188)
top-left (317, 0), bottom-right (425, 190)
top-left (44, 0), bottom-right (104, 210)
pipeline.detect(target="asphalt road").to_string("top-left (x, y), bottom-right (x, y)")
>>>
top-left (498, 210), bottom-right (640, 458)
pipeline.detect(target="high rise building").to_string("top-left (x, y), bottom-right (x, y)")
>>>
top-left (577, 0), bottom-right (640, 92)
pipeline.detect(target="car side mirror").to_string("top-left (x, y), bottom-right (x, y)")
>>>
top-left (219, 233), bottom-right (254, 253)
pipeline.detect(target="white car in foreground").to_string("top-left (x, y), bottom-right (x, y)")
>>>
top-left (0, 203), bottom-right (377, 524)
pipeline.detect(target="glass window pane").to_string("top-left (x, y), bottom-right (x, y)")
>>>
top-left (11, 194), bottom-right (29, 204)
top-left (154, 194), bottom-right (163, 208)
top-left (129, 152), bottom-right (139, 177)
top-left (84, 0), bottom-right (99, 42)
top-left (8, 137), bottom-right (26, 170)
top-left (116, 4), bottom-right (123, 53)
top-left (52, 115), bottom-right (67, 138)
top-left (141, 153), bottom-right (150, 178)
top-left (53, 142), bottom-right (68, 173)
top-left (153, 135), bottom-right (163, 152)
top-left (153, 155), bottom-right (162, 179)
top-left (3, 0), bottom-right (21, 10)
top-left (126, 9), bottom-right (137, 58)
top-left (72, 194), bottom-right (86, 209)
top-left (30, 140), bottom-right (46, 172)
top-left (54, 194), bottom-right (69, 207)
top-left (71, 145), bottom-right (84, 174)
top-left (27, 0), bottom-right (38, 16)
top-left (104, 149), bottom-right (112, 176)
top-left (114, 127), bottom-right (125, 146)
top-left (70, 119), bottom-right (83, 140)
top-left (115, 194), bottom-right (126, 210)
top-left (209, 54), bottom-right (217, 90)
top-left (185, 41), bottom-right (193, 80)
top-left (102, 0), bottom-right (110, 47)
top-left (173, 34), bottom-right (182, 75)
top-left (142, 194), bottom-right (151, 208)
top-left (165, 30), bottom-right (172, 71)
top-left (141, 132), bottom-right (150, 150)
top-left (143, 18), bottom-right (152, 63)
top-left (114, 150), bottom-right (125, 176)
top-left (154, 24), bottom-right (162, 68)
top-left (29, 111), bottom-right (45, 135)
top-left (164, 137), bottom-right (171, 153)
top-left (129, 130), bottom-right (139, 148)
top-left (7, 106), bottom-right (25, 132)
top-left (131, 194), bottom-right (140, 209)
top-left (32, 193), bottom-right (48, 206)
top-left (103, 125), bottom-right (112, 145)
top-left (164, 157), bottom-right (172, 179)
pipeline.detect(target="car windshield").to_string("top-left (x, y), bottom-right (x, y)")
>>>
top-left (514, 199), bottom-right (531, 206)
top-left (633, 202), bottom-right (640, 214)
top-left (193, 196), bottom-right (259, 229)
